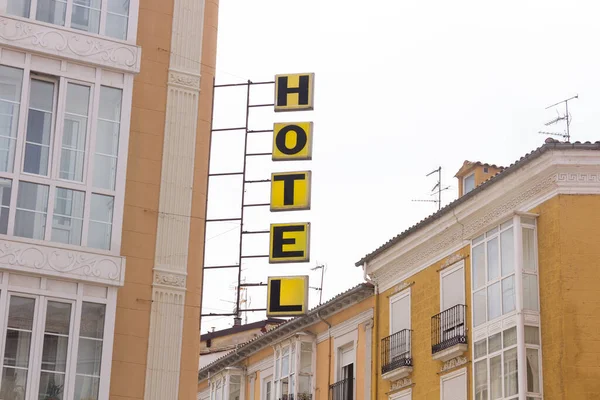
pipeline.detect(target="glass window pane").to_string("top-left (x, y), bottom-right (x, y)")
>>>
top-left (526, 348), bottom-right (540, 393)
top-left (4, 330), bottom-right (32, 368)
top-left (90, 194), bottom-right (113, 223)
top-left (92, 154), bottom-right (117, 190)
top-left (99, 87), bottom-right (122, 121)
top-left (41, 334), bottom-right (69, 372)
top-left (74, 375), bottom-right (100, 400)
top-left (489, 333), bottom-right (502, 353)
top-left (88, 221), bottom-right (111, 250)
top-left (281, 351), bottom-right (289, 376)
top-left (107, 0), bottom-right (129, 15)
top-left (7, 0), bottom-right (31, 17)
top-left (15, 182), bottom-right (49, 240)
top-left (487, 281), bottom-right (501, 321)
top-left (523, 228), bottom-right (536, 272)
top-left (76, 338), bottom-right (102, 375)
top-left (0, 367), bottom-right (29, 399)
top-left (523, 274), bottom-right (539, 311)
top-left (71, 4), bottom-right (101, 34)
top-left (521, 216), bottom-right (536, 225)
top-left (60, 84), bottom-right (89, 182)
top-left (8, 296), bottom-right (35, 330)
top-left (0, 179), bottom-right (12, 234)
top-left (504, 348), bottom-right (518, 396)
top-left (464, 174), bottom-right (475, 194)
top-left (525, 326), bottom-right (540, 345)
top-left (502, 276), bottom-right (516, 314)
top-left (503, 327), bottom-right (517, 348)
top-left (52, 188), bottom-right (84, 245)
top-left (25, 80), bottom-right (55, 176)
top-left (229, 375), bottom-right (241, 400)
top-left (45, 301), bottom-right (71, 334)
top-left (300, 342), bottom-right (312, 374)
top-left (106, 13), bottom-right (128, 40)
top-left (501, 228), bottom-right (514, 276)
top-left (80, 302), bottom-right (105, 339)
top-left (65, 83), bottom-right (90, 116)
top-left (38, 371), bottom-right (66, 400)
top-left (487, 237), bottom-right (499, 282)
top-left (490, 355), bottom-right (502, 399)
top-left (36, 0), bottom-right (67, 26)
top-left (474, 339), bottom-right (487, 359)
top-left (0, 66), bottom-right (23, 173)
top-left (472, 243), bottom-right (485, 289)
top-left (473, 288), bottom-right (486, 327)
top-left (474, 359), bottom-right (488, 400)
top-left (95, 120), bottom-right (120, 156)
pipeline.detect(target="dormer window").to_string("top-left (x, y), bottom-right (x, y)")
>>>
top-left (463, 173), bottom-right (475, 194)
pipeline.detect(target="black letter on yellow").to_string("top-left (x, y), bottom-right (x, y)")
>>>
top-left (274, 174), bottom-right (305, 206)
top-left (269, 280), bottom-right (302, 313)
top-left (277, 75), bottom-right (310, 107)
top-left (275, 125), bottom-right (307, 155)
top-left (272, 225), bottom-right (305, 259)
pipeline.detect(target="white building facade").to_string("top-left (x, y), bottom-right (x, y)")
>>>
top-left (0, 0), bottom-right (140, 398)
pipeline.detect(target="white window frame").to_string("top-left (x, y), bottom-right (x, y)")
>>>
top-left (0, 57), bottom-right (131, 255)
top-left (463, 172), bottom-right (475, 194)
top-left (389, 387), bottom-right (411, 400)
top-left (0, 270), bottom-right (116, 400)
top-left (272, 336), bottom-right (315, 400)
top-left (2, 0), bottom-right (139, 41)
top-left (389, 288), bottom-right (411, 335)
top-left (261, 370), bottom-right (272, 400)
top-left (440, 260), bottom-right (465, 311)
top-left (333, 330), bottom-right (357, 400)
top-left (440, 367), bottom-right (467, 400)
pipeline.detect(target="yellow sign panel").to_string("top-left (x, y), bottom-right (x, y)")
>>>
top-left (270, 171), bottom-right (311, 212)
top-left (272, 122), bottom-right (313, 161)
top-left (267, 276), bottom-right (309, 317)
top-left (269, 223), bottom-right (310, 263)
top-left (274, 73), bottom-right (314, 112)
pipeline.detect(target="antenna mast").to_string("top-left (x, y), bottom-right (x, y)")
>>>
top-left (412, 166), bottom-right (450, 211)
top-left (539, 95), bottom-right (578, 142)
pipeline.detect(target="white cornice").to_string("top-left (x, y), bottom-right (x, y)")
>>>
top-left (0, 15), bottom-right (141, 73)
top-left (0, 237), bottom-right (124, 286)
top-left (369, 150), bottom-right (600, 292)
top-left (317, 309), bottom-right (374, 343)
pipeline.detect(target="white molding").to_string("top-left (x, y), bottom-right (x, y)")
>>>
top-left (0, 237), bottom-right (124, 285)
top-left (0, 15), bottom-right (141, 73)
top-left (389, 378), bottom-right (412, 392)
top-left (370, 152), bottom-right (600, 291)
top-left (316, 309), bottom-right (374, 343)
top-left (440, 356), bottom-right (468, 372)
top-left (144, 0), bottom-right (206, 396)
top-left (247, 356), bottom-right (273, 374)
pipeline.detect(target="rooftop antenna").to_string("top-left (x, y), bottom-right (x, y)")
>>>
top-left (309, 263), bottom-right (326, 305)
top-left (412, 167), bottom-right (450, 211)
top-left (539, 95), bottom-right (578, 142)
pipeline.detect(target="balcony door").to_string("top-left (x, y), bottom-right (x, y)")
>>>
top-left (389, 291), bottom-right (410, 362)
top-left (440, 262), bottom-right (465, 341)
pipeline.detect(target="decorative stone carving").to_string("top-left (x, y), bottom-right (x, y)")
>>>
top-left (390, 378), bottom-right (412, 391)
top-left (392, 281), bottom-right (412, 294)
top-left (153, 271), bottom-right (186, 288)
top-left (0, 238), bottom-right (123, 285)
top-left (439, 253), bottom-right (465, 270)
top-left (0, 16), bottom-right (141, 72)
top-left (168, 70), bottom-right (201, 90)
top-left (441, 356), bottom-right (468, 372)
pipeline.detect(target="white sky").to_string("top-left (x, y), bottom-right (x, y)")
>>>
top-left (201, 0), bottom-right (600, 331)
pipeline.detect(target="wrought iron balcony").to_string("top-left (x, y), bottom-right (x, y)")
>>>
top-left (381, 329), bottom-right (412, 379)
top-left (431, 304), bottom-right (467, 361)
top-left (329, 378), bottom-right (353, 400)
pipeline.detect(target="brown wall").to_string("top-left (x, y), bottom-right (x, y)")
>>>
top-left (110, 0), bottom-right (174, 397)
top-left (533, 194), bottom-right (600, 399)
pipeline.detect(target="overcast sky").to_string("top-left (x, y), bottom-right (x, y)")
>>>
top-left (201, 0), bottom-right (600, 331)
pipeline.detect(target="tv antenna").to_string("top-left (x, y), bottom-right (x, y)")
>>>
top-left (538, 95), bottom-right (578, 142)
top-left (412, 166), bottom-right (450, 211)
top-left (309, 263), bottom-right (326, 305)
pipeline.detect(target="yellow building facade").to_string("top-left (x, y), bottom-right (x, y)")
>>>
top-left (198, 283), bottom-right (374, 400)
top-left (357, 140), bottom-right (600, 400)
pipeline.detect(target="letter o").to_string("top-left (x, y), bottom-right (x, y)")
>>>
top-left (275, 125), bottom-right (307, 155)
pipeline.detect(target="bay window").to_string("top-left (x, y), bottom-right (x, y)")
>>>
top-left (471, 215), bottom-right (543, 400)
top-left (273, 337), bottom-right (314, 400)
top-left (209, 370), bottom-right (243, 400)
top-left (0, 272), bottom-right (113, 400)
top-left (6, 0), bottom-right (131, 40)
top-left (0, 64), bottom-right (124, 251)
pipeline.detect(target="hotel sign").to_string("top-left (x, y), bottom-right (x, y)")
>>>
top-left (267, 276), bottom-right (309, 317)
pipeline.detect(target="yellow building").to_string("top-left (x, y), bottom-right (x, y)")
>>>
top-left (197, 283), bottom-right (374, 400)
top-left (0, 0), bottom-right (218, 398)
top-left (356, 140), bottom-right (600, 400)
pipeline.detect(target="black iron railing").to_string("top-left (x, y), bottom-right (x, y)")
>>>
top-left (329, 378), bottom-right (353, 400)
top-left (431, 304), bottom-right (467, 354)
top-left (381, 329), bottom-right (412, 374)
